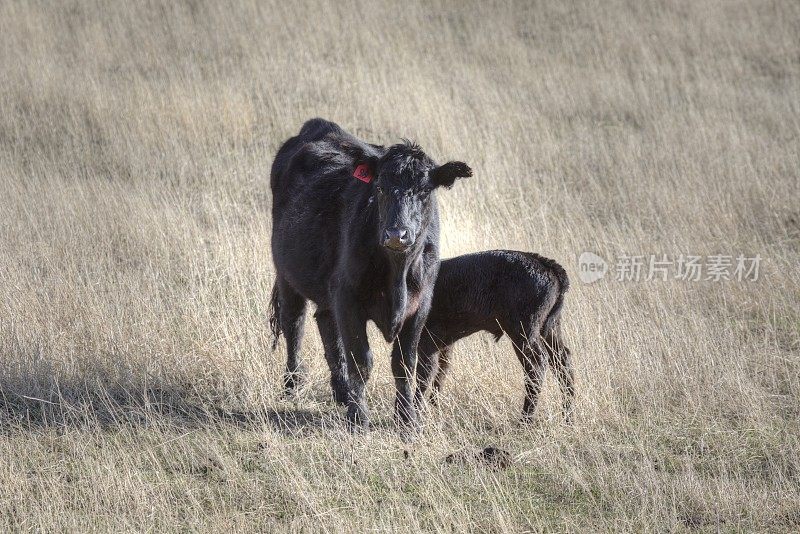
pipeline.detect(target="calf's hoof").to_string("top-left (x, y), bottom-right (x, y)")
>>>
top-left (446, 447), bottom-right (512, 470)
top-left (520, 411), bottom-right (537, 425)
top-left (412, 392), bottom-right (426, 412)
top-left (282, 370), bottom-right (305, 397)
top-left (562, 402), bottom-right (575, 425)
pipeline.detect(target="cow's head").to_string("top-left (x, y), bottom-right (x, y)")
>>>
top-left (355, 140), bottom-right (472, 254)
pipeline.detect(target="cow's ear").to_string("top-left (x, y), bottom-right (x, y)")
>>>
top-left (430, 161), bottom-right (472, 189)
top-left (341, 143), bottom-right (379, 178)
top-left (352, 155), bottom-right (379, 183)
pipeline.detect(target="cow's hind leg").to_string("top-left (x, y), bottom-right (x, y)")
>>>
top-left (314, 309), bottom-right (349, 405)
top-left (543, 326), bottom-right (575, 423)
top-left (510, 329), bottom-right (548, 421)
top-left (277, 280), bottom-right (308, 395)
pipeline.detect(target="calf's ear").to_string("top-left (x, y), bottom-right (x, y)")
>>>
top-left (430, 161), bottom-right (472, 189)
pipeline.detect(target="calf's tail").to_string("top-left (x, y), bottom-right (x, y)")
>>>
top-left (268, 283), bottom-right (282, 351)
top-left (542, 263), bottom-right (570, 338)
top-left (542, 290), bottom-right (565, 337)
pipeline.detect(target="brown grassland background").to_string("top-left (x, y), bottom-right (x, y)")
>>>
top-left (1, 0), bottom-right (799, 531)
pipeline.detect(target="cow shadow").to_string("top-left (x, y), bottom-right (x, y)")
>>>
top-left (0, 381), bottom-right (341, 437)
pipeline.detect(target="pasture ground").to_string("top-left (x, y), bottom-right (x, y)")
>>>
top-left (1, 1), bottom-right (799, 531)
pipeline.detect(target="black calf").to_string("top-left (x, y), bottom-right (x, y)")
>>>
top-left (415, 250), bottom-right (575, 422)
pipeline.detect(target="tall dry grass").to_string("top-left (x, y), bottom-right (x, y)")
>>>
top-left (1, 0), bottom-right (799, 530)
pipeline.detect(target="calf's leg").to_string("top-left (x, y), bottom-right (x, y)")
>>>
top-left (314, 309), bottom-right (349, 405)
top-left (429, 345), bottom-right (451, 406)
top-left (277, 280), bottom-right (307, 395)
top-left (414, 331), bottom-right (440, 407)
top-left (511, 332), bottom-right (548, 421)
top-left (543, 327), bottom-right (575, 423)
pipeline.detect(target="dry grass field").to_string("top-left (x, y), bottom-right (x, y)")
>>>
top-left (1, 0), bottom-right (799, 531)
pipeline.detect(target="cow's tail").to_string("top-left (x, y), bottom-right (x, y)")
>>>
top-left (268, 283), bottom-right (282, 351)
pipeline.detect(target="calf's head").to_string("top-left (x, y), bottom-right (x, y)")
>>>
top-left (356, 141), bottom-right (472, 253)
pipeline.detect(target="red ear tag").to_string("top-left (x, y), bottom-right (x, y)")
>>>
top-left (353, 164), bottom-right (373, 183)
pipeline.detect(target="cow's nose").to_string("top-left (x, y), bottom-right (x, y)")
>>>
top-left (383, 228), bottom-right (412, 251)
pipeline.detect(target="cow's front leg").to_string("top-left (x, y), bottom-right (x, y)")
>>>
top-left (314, 309), bottom-right (349, 405)
top-left (334, 290), bottom-right (372, 429)
top-left (391, 305), bottom-right (430, 432)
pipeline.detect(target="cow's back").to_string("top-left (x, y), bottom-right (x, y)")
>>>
top-left (269, 118), bottom-right (382, 305)
top-left (270, 118), bottom-right (342, 208)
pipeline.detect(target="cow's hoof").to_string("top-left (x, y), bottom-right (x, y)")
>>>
top-left (346, 404), bottom-right (370, 431)
top-left (399, 424), bottom-right (420, 443)
top-left (394, 400), bottom-right (419, 429)
top-left (331, 380), bottom-right (350, 406)
top-left (332, 389), bottom-right (349, 406)
top-left (394, 411), bottom-right (420, 437)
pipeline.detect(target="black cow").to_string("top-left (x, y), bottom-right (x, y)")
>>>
top-left (414, 250), bottom-right (575, 422)
top-left (269, 118), bottom-right (471, 429)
